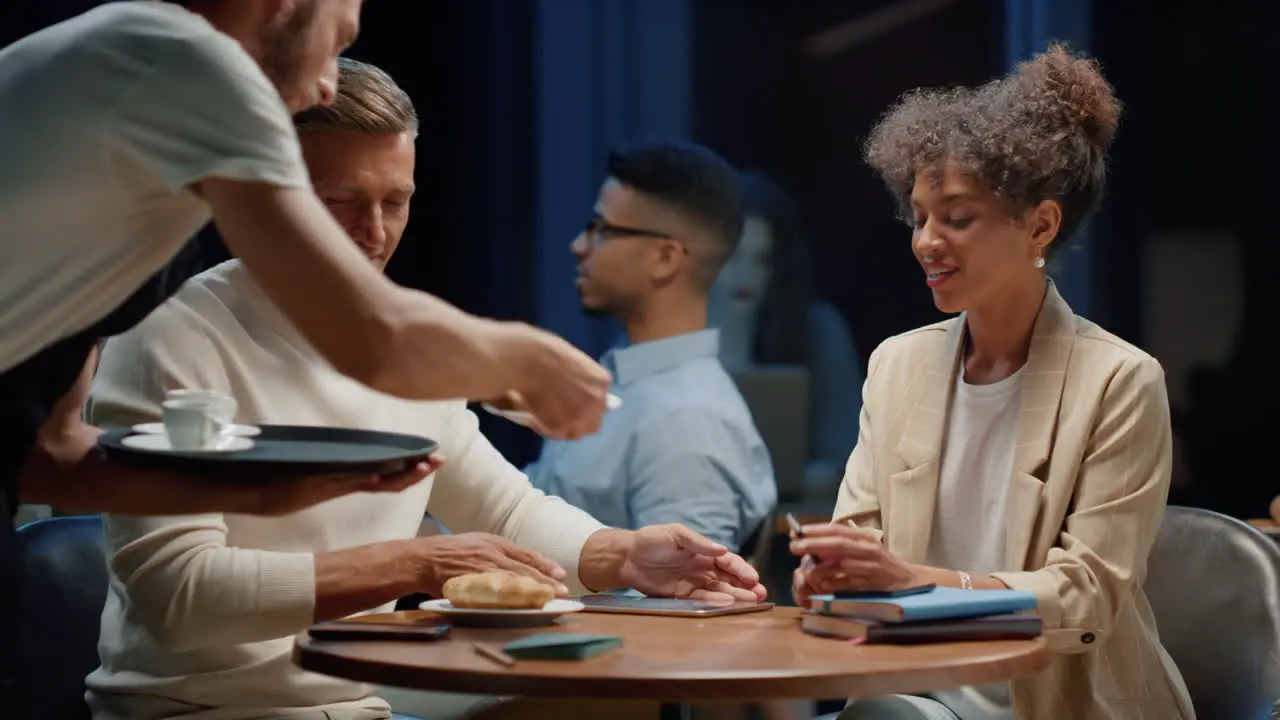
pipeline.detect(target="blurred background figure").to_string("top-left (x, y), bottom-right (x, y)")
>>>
top-left (710, 170), bottom-right (863, 500)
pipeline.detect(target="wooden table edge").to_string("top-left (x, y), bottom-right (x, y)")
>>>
top-left (293, 620), bottom-right (1050, 701)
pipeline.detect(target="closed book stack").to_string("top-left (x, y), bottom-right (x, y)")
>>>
top-left (802, 587), bottom-right (1042, 645)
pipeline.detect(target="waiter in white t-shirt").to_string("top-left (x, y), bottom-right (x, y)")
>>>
top-left (0, 1), bottom-right (611, 713)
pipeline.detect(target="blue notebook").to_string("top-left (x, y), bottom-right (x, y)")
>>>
top-left (809, 587), bottom-right (1037, 623)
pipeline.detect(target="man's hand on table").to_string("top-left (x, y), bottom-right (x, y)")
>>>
top-left (314, 525), bottom-right (761, 623)
top-left (413, 532), bottom-right (571, 597)
top-left (579, 525), bottom-right (768, 604)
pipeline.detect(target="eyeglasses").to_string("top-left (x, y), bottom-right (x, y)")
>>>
top-left (584, 217), bottom-right (670, 242)
top-left (583, 217), bottom-right (688, 254)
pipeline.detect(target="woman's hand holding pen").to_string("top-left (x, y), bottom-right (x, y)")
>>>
top-left (787, 512), bottom-right (820, 605)
top-left (789, 510), bottom-right (920, 605)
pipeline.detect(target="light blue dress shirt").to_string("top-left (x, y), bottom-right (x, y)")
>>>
top-left (524, 329), bottom-right (777, 552)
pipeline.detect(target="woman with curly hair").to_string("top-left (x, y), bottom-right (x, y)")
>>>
top-left (791, 45), bottom-right (1194, 719)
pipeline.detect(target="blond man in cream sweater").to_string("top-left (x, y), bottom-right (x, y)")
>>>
top-left (84, 58), bottom-right (764, 720)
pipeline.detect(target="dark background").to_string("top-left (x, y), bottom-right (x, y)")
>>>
top-left (3, 0), bottom-right (1272, 516)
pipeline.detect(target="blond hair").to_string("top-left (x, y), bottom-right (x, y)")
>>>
top-left (294, 57), bottom-right (418, 136)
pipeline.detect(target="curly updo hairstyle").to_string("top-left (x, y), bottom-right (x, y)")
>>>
top-left (864, 43), bottom-right (1123, 254)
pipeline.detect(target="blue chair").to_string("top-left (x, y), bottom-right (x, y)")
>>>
top-left (16, 515), bottom-right (108, 720)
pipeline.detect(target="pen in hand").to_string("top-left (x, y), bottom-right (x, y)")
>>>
top-left (786, 512), bottom-right (820, 567)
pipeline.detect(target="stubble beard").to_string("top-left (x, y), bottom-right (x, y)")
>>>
top-left (259, 0), bottom-right (319, 111)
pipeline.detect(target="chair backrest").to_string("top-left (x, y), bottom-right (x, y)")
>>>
top-left (16, 515), bottom-right (108, 720)
top-left (731, 366), bottom-right (809, 502)
top-left (1144, 506), bottom-right (1280, 719)
top-left (741, 509), bottom-right (776, 576)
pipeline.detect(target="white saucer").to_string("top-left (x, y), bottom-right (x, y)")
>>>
top-left (121, 433), bottom-right (254, 453)
top-left (133, 422), bottom-right (261, 437)
top-left (419, 598), bottom-right (584, 628)
top-left (482, 394), bottom-right (621, 427)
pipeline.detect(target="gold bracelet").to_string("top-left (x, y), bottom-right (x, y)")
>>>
top-left (957, 570), bottom-right (973, 590)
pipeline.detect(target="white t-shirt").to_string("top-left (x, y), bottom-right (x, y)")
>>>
top-left (926, 369), bottom-right (1023, 575)
top-left (927, 368), bottom-right (1024, 718)
top-left (0, 0), bottom-right (309, 374)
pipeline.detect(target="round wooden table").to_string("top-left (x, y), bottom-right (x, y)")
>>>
top-left (294, 606), bottom-right (1048, 707)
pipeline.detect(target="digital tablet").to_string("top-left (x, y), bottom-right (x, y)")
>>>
top-left (578, 595), bottom-right (774, 617)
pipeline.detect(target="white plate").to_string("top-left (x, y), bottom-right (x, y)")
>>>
top-left (482, 394), bottom-right (621, 427)
top-left (419, 598), bottom-right (585, 628)
top-left (121, 433), bottom-right (254, 453)
top-left (132, 422), bottom-right (261, 437)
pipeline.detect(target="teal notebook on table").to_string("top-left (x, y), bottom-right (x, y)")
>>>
top-left (502, 633), bottom-right (622, 660)
top-left (810, 587), bottom-right (1037, 623)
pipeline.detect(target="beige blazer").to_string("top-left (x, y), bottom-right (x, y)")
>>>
top-left (834, 285), bottom-right (1195, 720)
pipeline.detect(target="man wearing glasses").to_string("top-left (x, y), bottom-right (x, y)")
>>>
top-left (524, 143), bottom-right (777, 553)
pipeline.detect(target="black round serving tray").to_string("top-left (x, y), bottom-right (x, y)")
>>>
top-left (99, 424), bottom-right (438, 478)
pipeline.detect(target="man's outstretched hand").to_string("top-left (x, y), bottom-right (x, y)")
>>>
top-left (579, 524), bottom-right (768, 604)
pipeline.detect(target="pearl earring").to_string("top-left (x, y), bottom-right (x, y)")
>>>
top-left (1033, 256), bottom-right (1046, 269)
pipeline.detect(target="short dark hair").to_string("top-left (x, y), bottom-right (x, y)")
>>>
top-left (606, 142), bottom-right (743, 289)
top-left (865, 43), bottom-right (1123, 252)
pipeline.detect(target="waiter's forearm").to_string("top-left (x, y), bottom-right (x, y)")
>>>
top-left (370, 290), bottom-right (519, 400)
top-left (16, 424), bottom-right (249, 515)
top-left (202, 178), bottom-right (517, 401)
top-left (12, 341), bottom-right (253, 514)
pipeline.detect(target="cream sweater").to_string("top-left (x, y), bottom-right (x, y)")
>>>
top-left (84, 260), bottom-right (605, 720)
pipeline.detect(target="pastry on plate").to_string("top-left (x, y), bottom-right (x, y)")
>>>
top-left (442, 571), bottom-right (556, 610)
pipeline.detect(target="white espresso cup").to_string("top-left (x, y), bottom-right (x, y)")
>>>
top-left (165, 389), bottom-right (237, 426)
top-left (162, 399), bottom-right (228, 450)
